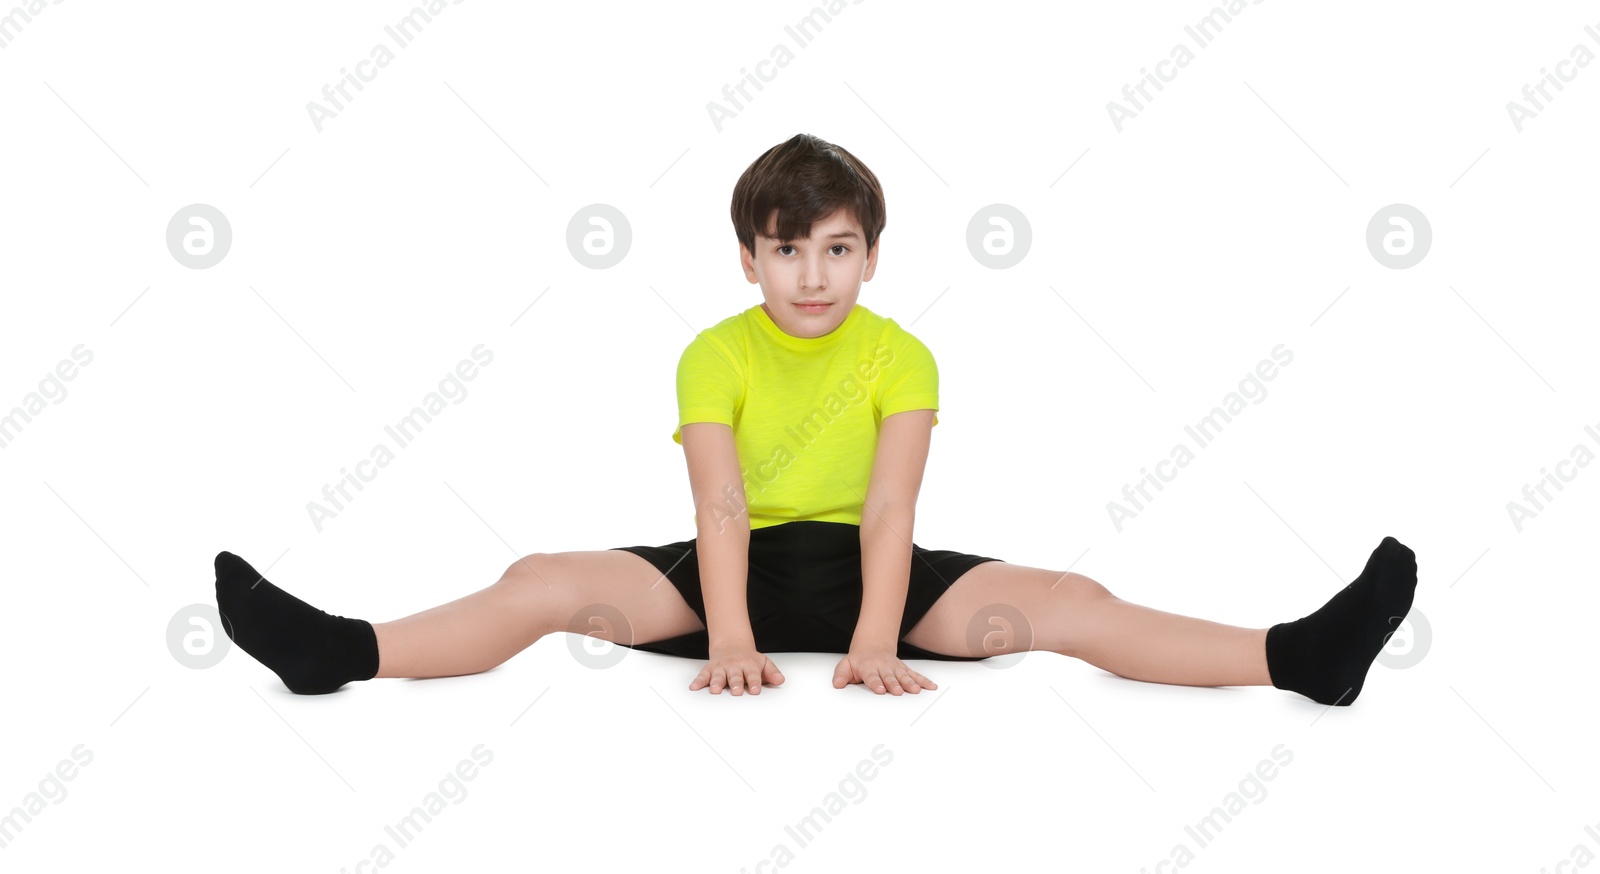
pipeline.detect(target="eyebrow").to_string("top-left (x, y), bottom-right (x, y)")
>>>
top-left (772, 230), bottom-right (860, 242)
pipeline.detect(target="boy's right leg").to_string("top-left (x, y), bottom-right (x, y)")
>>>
top-left (373, 550), bottom-right (705, 679)
top-left (214, 549), bottom-right (705, 692)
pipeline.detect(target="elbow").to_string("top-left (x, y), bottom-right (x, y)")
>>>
top-left (860, 505), bottom-right (914, 536)
top-left (696, 510), bottom-right (751, 540)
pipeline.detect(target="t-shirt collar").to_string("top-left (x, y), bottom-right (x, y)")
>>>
top-left (751, 301), bottom-right (862, 351)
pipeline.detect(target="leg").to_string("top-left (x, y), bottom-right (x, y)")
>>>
top-left (374, 551), bottom-right (706, 679)
top-left (215, 548), bottom-right (704, 692)
top-left (906, 536), bottom-right (1418, 704)
top-left (902, 561), bottom-right (1272, 687)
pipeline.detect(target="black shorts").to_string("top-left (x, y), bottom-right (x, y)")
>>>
top-left (607, 520), bottom-right (1004, 661)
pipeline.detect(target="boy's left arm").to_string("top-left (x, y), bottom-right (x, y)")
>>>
top-left (848, 408), bottom-right (935, 660)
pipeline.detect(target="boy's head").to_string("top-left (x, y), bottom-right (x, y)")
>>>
top-left (732, 133), bottom-right (885, 339)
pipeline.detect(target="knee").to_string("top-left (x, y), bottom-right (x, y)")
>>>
top-left (1058, 572), bottom-right (1115, 603)
top-left (492, 554), bottom-right (570, 633)
top-left (497, 553), bottom-right (554, 589)
top-left (493, 555), bottom-right (570, 618)
top-left (1043, 573), bottom-right (1115, 661)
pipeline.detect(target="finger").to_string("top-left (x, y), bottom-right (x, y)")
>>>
top-left (727, 668), bottom-right (744, 695)
top-left (711, 666), bottom-right (726, 694)
top-left (884, 670), bottom-right (905, 695)
top-left (696, 670), bottom-right (710, 692)
top-left (897, 670), bottom-right (921, 693)
top-left (865, 667), bottom-right (887, 694)
top-left (832, 659), bottom-right (853, 688)
top-left (764, 658), bottom-right (785, 686)
top-left (748, 666), bottom-right (761, 695)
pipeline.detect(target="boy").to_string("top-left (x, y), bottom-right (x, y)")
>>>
top-left (214, 133), bottom-right (1418, 705)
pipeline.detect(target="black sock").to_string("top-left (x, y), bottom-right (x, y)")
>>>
top-left (213, 551), bottom-right (379, 695)
top-left (1264, 536), bottom-right (1418, 706)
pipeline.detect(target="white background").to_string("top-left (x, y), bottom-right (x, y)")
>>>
top-left (3, 1), bottom-right (1597, 871)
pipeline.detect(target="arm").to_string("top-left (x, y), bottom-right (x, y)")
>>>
top-left (851, 408), bottom-right (936, 653)
top-left (680, 421), bottom-right (755, 651)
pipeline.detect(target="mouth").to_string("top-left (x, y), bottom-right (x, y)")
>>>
top-left (794, 302), bottom-right (832, 313)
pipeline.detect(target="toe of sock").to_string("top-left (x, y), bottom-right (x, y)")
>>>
top-left (1387, 538), bottom-right (1418, 583)
top-left (1367, 537), bottom-right (1417, 581)
top-left (214, 550), bottom-right (261, 583)
top-left (1380, 536), bottom-right (1416, 563)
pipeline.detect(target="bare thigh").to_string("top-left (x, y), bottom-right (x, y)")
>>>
top-left (505, 550), bottom-right (706, 647)
top-left (901, 560), bottom-right (1113, 658)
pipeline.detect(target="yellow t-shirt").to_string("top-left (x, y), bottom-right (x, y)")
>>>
top-left (672, 302), bottom-right (939, 530)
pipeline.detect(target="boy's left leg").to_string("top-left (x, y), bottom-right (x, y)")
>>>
top-left (903, 536), bottom-right (1418, 705)
top-left (902, 561), bottom-right (1271, 688)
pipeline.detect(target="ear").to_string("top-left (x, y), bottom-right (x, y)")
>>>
top-left (863, 237), bottom-right (880, 281)
top-left (739, 240), bottom-right (760, 283)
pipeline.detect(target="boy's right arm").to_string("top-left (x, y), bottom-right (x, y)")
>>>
top-left (679, 422), bottom-right (754, 649)
top-left (680, 422), bottom-right (783, 694)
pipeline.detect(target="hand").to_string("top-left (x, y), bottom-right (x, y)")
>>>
top-left (832, 649), bottom-right (937, 695)
top-left (691, 646), bottom-right (785, 695)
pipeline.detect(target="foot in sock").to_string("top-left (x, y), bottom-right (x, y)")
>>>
top-left (1264, 535), bottom-right (1418, 706)
top-left (213, 551), bottom-right (380, 694)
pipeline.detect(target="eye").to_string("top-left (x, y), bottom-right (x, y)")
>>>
top-left (776, 244), bottom-right (850, 256)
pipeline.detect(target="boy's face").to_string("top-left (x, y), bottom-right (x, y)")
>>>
top-left (740, 207), bottom-right (878, 339)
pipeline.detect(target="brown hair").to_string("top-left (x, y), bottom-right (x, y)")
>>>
top-left (730, 133), bottom-right (886, 257)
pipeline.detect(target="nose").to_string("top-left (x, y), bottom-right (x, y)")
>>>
top-left (801, 253), bottom-right (826, 291)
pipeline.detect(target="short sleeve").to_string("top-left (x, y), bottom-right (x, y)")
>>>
top-left (672, 333), bottom-right (745, 444)
top-left (878, 323), bottom-right (939, 426)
